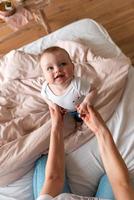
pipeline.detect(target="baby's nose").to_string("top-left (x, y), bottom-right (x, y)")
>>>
top-left (55, 66), bottom-right (61, 72)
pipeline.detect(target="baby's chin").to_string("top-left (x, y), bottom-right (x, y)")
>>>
top-left (54, 78), bottom-right (67, 85)
top-left (55, 78), bottom-right (71, 86)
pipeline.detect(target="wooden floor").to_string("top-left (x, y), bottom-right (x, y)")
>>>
top-left (0, 0), bottom-right (134, 64)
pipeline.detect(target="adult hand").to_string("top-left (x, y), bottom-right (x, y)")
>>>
top-left (49, 104), bottom-right (64, 129)
top-left (76, 101), bottom-right (87, 115)
top-left (77, 105), bottom-right (107, 134)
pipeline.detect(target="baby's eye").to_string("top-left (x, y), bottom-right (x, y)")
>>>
top-left (59, 62), bottom-right (66, 67)
top-left (47, 66), bottom-right (53, 71)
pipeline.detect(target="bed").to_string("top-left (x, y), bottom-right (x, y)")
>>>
top-left (0, 18), bottom-right (134, 200)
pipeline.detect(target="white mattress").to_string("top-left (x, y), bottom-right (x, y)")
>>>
top-left (0, 18), bottom-right (133, 199)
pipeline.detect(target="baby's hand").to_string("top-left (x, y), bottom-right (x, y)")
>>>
top-left (60, 107), bottom-right (67, 115)
top-left (50, 103), bottom-right (66, 115)
top-left (77, 100), bottom-right (93, 117)
top-left (77, 105), bottom-right (107, 134)
top-left (76, 102), bottom-right (88, 116)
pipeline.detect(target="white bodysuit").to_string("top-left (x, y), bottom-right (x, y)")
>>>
top-left (37, 194), bottom-right (52, 200)
top-left (36, 194), bottom-right (105, 200)
top-left (41, 77), bottom-right (91, 112)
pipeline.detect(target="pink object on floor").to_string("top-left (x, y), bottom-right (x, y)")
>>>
top-left (0, 7), bottom-right (33, 30)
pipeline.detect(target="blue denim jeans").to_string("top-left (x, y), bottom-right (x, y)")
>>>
top-left (69, 111), bottom-right (83, 122)
top-left (33, 156), bottom-right (115, 200)
top-left (33, 155), bottom-right (70, 199)
top-left (95, 175), bottom-right (115, 200)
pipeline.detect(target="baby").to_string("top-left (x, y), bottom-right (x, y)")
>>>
top-left (40, 46), bottom-right (96, 122)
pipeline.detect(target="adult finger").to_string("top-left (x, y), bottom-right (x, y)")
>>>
top-left (49, 106), bottom-right (54, 117)
top-left (87, 105), bottom-right (98, 118)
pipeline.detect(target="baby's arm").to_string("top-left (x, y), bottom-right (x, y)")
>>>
top-left (43, 96), bottom-right (57, 110)
top-left (41, 83), bottom-right (57, 109)
top-left (78, 86), bottom-right (97, 114)
top-left (83, 86), bottom-right (97, 105)
top-left (43, 97), bottom-right (66, 114)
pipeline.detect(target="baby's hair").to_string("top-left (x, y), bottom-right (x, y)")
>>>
top-left (40, 46), bottom-right (71, 61)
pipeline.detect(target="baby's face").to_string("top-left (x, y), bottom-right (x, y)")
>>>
top-left (40, 50), bottom-right (74, 86)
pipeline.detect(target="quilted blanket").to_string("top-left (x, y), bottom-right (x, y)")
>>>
top-left (0, 40), bottom-right (131, 186)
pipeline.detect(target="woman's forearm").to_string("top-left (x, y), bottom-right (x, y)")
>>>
top-left (40, 124), bottom-right (65, 196)
top-left (96, 127), bottom-right (134, 200)
top-left (46, 125), bottom-right (65, 181)
top-left (79, 105), bottom-right (134, 200)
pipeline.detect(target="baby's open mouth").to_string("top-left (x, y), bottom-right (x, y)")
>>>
top-left (55, 74), bottom-right (64, 79)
